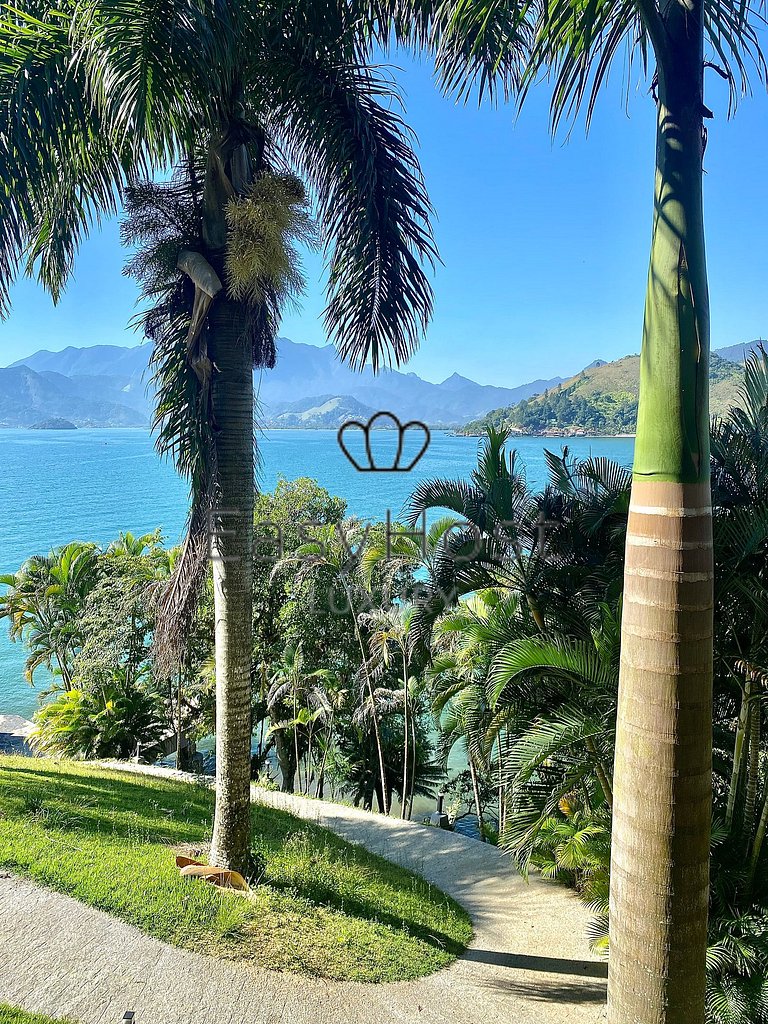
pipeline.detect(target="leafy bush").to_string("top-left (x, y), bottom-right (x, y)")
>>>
top-left (32, 679), bottom-right (165, 759)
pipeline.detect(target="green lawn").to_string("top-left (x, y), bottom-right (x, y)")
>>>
top-left (0, 1007), bottom-right (74, 1024)
top-left (0, 757), bottom-right (471, 982)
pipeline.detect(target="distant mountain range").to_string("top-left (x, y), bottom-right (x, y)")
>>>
top-left (0, 364), bottom-right (149, 428)
top-left (463, 340), bottom-right (767, 436)
top-left (1, 338), bottom-right (565, 429)
top-left (2, 336), bottom-right (764, 432)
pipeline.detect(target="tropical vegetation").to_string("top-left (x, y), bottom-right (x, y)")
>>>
top-left (420, 0), bottom-right (767, 1016)
top-left (3, 0), bottom-right (768, 1018)
top-left (464, 351), bottom-right (752, 437)
top-left (5, 353), bottom-right (768, 1018)
top-left (0, 0), bottom-right (439, 876)
top-left (406, 351), bottom-right (768, 1024)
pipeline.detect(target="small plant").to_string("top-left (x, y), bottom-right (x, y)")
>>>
top-left (253, 770), bottom-right (279, 792)
top-left (246, 847), bottom-right (268, 886)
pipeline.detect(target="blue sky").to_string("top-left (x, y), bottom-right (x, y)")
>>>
top-left (1, 52), bottom-right (766, 387)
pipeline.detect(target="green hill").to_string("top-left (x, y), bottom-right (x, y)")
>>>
top-left (462, 351), bottom-right (747, 436)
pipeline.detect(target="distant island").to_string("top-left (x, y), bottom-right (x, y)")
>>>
top-left (29, 417), bottom-right (77, 430)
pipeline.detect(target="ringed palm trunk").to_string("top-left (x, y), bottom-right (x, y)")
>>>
top-left (744, 697), bottom-right (760, 834)
top-left (608, 9), bottom-right (713, 1022)
top-left (402, 653), bottom-right (409, 820)
top-left (468, 750), bottom-right (485, 841)
top-left (725, 679), bottom-right (750, 828)
top-left (208, 297), bottom-right (255, 874)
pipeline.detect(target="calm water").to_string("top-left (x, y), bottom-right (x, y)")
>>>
top-left (0, 428), bottom-right (634, 717)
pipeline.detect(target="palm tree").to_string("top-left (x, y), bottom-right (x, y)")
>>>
top-left (266, 644), bottom-right (334, 794)
top-left (0, 542), bottom-right (99, 691)
top-left (431, 588), bottom-right (532, 836)
top-left (365, 604), bottom-right (422, 818)
top-left (406, 431), bottom-right (629, 648)
top-left (487, 604), bottom-right (621, 868)
top-left (406, 5), bottom-right (767, 1014)
top-left (704, 350), bottom-right (768, 1024)
top-left (429, 639), bottom-right (492, 839)
top-left (1, 1), bottom-right (436, 872)
top-left (125, 162), bottom-right (319, 870)
top-left (407, 427), bottom-right (547, 633)
top-left (274, 520), bottom-right (392, 813)
top-left (106, 531), bottom-right (164, 560)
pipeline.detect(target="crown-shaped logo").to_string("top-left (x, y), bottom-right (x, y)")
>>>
top-left (337, 411), bottom-right (431, 472)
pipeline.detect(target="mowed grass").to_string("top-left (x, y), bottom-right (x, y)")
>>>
top-left (0, 1007), bottom-right (74, 1024)
top-left (0, 757), bottom-right (471, 982)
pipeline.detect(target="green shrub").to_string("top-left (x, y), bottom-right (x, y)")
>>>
top-left (33, 680), bottom-right (164, 759)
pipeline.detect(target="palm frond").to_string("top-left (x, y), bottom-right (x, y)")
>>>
top-left (268, 48), bottom-right (436, 370)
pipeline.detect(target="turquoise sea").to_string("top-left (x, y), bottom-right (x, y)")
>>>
top-left (0, 428), bottom-right (634, 718)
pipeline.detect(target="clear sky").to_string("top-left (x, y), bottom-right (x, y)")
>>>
top-left (1, 52), bottom-right (766, 388)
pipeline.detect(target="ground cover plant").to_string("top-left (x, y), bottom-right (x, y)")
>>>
top-left (0, 1009), bottom-right (75, 1024)
top-left (0, 758), bottom-right (470, 982)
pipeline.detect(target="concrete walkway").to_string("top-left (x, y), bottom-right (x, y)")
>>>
top-left (0, 763), bottom-right (607, 1024)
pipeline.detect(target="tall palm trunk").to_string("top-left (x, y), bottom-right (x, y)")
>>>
top-left (341, 575), bottom-right (390, 814)
top-left (468, 753), bottom-right (485, 841)
top-left (726, 679), bottom-right (750, 828)
top-left (55, 652), bottom-right (72, 691)
top-left (293, 683), bottom-right (304, 795)
top-left (744, 698), bottom-right (761, 834)
top-left (401, 651), bottom-right (410, 819)
top-left (176, 667), bottom-right (184, 768)
top-left (608, 7), bottom-right (713, 1022)
top-left (408, 699), bottom-right (417, 817)
top-left (274, 731), bottom-right (297, 793)
top-left (208, 296), bottom-right (255, 874)
top-left (749, 782), bottom-right (768, 889)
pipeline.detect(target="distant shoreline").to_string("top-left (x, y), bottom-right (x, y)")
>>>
top-left (455, 430), bottom-right (636, 440)
top-left (2, 425), bottom-right (636, 438)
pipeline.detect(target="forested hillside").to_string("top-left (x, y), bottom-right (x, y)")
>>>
top-left (463, 350), bottom-right (754, 436)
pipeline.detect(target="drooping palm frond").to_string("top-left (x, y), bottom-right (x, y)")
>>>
top-left (706, 911), bottom-right (768, 1024)
top-left (732, 346), bottom-right (768, 428)
top-left (266, 46), bottom-right (437, 371)
top-left (122, 152), bottom-right (319, 672)
top-left (488, 634), bottom-right (617, 705)
top-left (395, 0), bottom-right (767, 135)
top-left (120, 168), bottom-right (218, 674)
top-left (0, 3), bottom-right (129, 312)
top-left (361, 0), bottom-right (529, 102)
top-left (121, 172), bottom-right (202, 297)
top-left (500, 704), bottom-right (613, 793)
top-left (71, 0), bottom-right (237, 159)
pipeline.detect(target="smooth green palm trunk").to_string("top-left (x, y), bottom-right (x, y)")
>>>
top-left (608, 7), bottom-right (713, 1021)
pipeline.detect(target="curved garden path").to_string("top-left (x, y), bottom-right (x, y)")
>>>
top-left (0, 764), bottom-right (607, 1024)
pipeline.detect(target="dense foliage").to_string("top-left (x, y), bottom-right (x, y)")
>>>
top-left (507, 383), bottom-right (637, 434)
top-left (415, 350), bottom-right (768, 1024)
top-left (4, 354), bottom-right (768, 1019)
top-left (464, 352), bottom-right (747, 437)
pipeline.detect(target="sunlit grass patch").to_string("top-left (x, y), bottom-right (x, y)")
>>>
top-left (0, 1006), bottom-right (75, 1024)
top-left (0, 757), bottom-right (471, 982)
